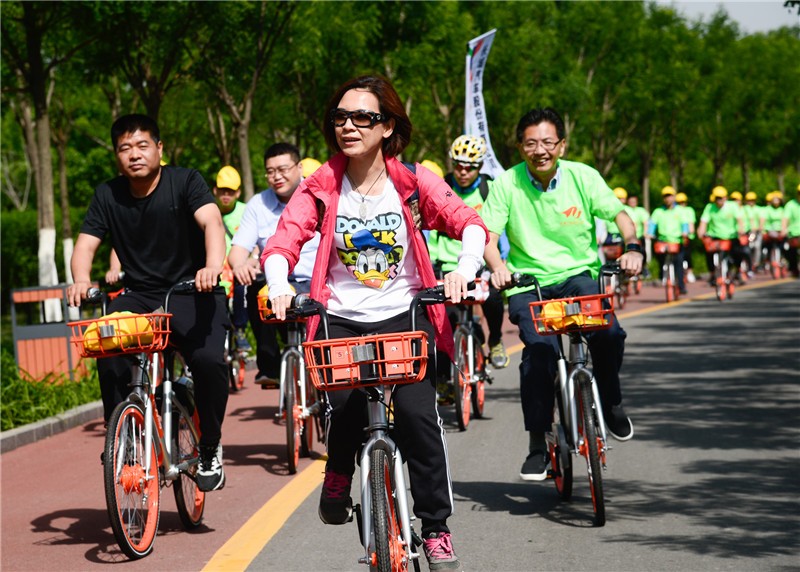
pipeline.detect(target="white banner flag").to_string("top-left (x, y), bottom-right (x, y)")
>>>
top-left (465, 29), bottom-right (503, 178)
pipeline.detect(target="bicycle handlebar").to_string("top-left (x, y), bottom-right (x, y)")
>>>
top-left (506, 263), bottom-right (622, 301)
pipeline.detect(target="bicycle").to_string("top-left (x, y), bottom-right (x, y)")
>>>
top-left (301, 286), bottom-right (447, 572)
top-left (68, 281), bottom-right (205, 559)
top-left (653, 241), bottom-right (683, 302)
top-left (601, 242), bottom-right (637, 307)
top-left (257, 292), bottom-right (324, 475)
top-left (220, 269), bottom-right (248, 392)
top-left (702, 237), bottom-right (736, 301)
top-left (763, 231), bottom-right (788, 279)
top-left (510, 264), bottom-right (621, 527)
top-left (438, 277), bottom-right (492, 431)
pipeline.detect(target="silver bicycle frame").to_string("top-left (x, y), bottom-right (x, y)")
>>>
top-left (560, 335), bottom-right (609, 455)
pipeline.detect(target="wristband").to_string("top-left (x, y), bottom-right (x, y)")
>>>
top-left (625, 243), bottom-right (643, 253)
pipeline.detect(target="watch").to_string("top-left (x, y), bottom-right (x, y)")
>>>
top-left (625, 243), bottom-right (643, 253)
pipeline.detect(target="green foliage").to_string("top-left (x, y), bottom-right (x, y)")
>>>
top-left (0, 348), bottom-right (101, 431)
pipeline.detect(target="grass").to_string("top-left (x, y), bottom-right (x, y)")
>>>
top-left (0, 348), bottom-right (101, 432)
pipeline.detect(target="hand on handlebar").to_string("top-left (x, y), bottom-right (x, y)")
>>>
top-left (489, 263), bottom-right (514, 290)
top-left (618, 251), bottom-right (643, 276)
top-left (194, 266), bottom-right (222, 292)
top-left (232, 259), bottom-right (261, 286)
top-left (67, 280), bottom-right (93, 307)
top-left (442, 271), bottom-right (469, 304)
top-left (270, 294), bottom-right (294, 321)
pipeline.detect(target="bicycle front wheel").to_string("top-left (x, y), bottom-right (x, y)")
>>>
top-left (104, 401), bottom-right (161, 559)
top-left (452, 331), bottom-right (472, 431)
top-left (370, 449), bottom-right (407, 572)
top-left (578, 381), bottom-right (605, 527)
top-left (299, 373), bottom-right (316, 458)
top-left (284, 353), bottom-right (301, 474)
top-left (173, 409), bottom-right (205, 528)
top-left (470, 350), bottom-right (486, 419)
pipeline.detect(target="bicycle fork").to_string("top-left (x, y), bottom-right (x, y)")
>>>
top-left (559, 346), bottom-right (609, 462)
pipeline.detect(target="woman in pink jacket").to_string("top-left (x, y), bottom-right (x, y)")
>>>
top-left (262, 75), bottom-right (486, 571)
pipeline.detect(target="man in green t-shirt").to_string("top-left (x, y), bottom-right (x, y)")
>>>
top-left (648, 186), bottom-right (688, 294)
top-left (743, 191), bottom-right (765, 271)
top-left (783, 185), bottom-right (800, 277)
top-left (482, 107), bottom-right (643, 482)
top-left (697, 186), bottom-right (746, 285)
top-left (675, 191), bottom-right (697, 283)
top-left (213, 165), bottom-right (250, 351)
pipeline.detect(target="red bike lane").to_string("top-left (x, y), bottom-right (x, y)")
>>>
top-left (0, 271), bottom-right (780, 571)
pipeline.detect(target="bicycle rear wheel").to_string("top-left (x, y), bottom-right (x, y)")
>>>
top-left (173, 409), bottom-right (205, 529)
top-left (470, 350), bottom-right (486, 419)
top-left (104, 401), bottom-right (160, 559)
top-left (452, 331), bottom-right (472, 431)
top-left (370, 449), bottom-right (407, 572)
top-left (578, 381), bottom-right (605, 527)
top-left (299, 373), bottom-right (316, 458)
top-left (284, 353), bottom-right (301, 474)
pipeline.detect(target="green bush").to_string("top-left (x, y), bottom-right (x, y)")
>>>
top-left (0, 348), bottom-right (101, 431)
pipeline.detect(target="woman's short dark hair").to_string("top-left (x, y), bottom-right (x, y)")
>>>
top-left (323, 75), bottom-right (411, 158)
top-left (515, 107), bottom-right (566, 143)
top-left (111, 114), bottom-right (160, 149)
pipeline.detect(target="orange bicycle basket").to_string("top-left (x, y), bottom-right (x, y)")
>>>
top-left (601, 244), bottom-right (623, 261)
top-left (529, 293), bottom-right (614, 335)
top-left (653, 241), bottom-right (681, 254)
top-left (702, 237), bottom-right (732, 252)
top-left (303, 332), bottom-right (428, 391)
top-left (69, 312), bottom-right (171, 357)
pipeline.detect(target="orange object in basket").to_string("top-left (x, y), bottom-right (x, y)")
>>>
top-left (529, 293), bottom-right (613, 335)
top-left (69, 312), bottom-right (171, 357)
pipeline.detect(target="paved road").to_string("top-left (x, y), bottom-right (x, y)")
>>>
top-left (2, 276), bottom-right (798, 571)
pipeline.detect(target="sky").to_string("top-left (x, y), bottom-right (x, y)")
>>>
top-left (654, 0), bottom-right (799, 34)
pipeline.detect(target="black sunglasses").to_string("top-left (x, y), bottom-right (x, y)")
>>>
top-left (330, 108), bottom-right (387, 128)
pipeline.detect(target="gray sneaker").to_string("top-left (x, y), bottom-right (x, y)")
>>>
top-left (489, 342), bottom-right (509, 369)
top-left (197, 444), bottom-right (226, 492)
top-left (423, 532), bottom-right (462, 571)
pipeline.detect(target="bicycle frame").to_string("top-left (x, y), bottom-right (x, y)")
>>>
top-left (276, 321), bottom-right (317, 426)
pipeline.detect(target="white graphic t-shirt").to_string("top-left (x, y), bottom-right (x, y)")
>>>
top-left (327, 176), bottom-right (418, 321)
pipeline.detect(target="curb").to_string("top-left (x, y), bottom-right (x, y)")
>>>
top-left (0, 400), bottom-right (103, 454)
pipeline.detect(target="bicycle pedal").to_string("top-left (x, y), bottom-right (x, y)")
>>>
top-left (307, 401), bottom-right (323, 416)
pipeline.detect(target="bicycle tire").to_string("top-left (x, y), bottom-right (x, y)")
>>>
top-left (549, 389), bottom-right (573, 500)
top-left (104, 400), bottom-right (160, 559)
top-left (232, 352), bottom-right (246, 392)
top-left (452, 330), bottom-right (471, 431)
top-left (173, 409), bottom-right (205, 529)
top-left (285, 353), bottom-right (301, 474)
top-left (299, 372), bottom-right (315, 458)
top-left (370, 449), bottom-right (407, 572)
top-left (715, 259), bottom-right (727, 301)
top-left (578, 381), bottom-right (606, 527)
top-left (471, 350), bottom-right (486, 419)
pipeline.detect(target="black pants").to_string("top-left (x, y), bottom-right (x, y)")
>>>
top-left (245, 279), bottom-right (310, 378)
top-left (100, 289), bottom-right (230, 447)
top-left (320, 308), bottom-right (454, 533)
top-left (507, 272), bottom-right (627, 433)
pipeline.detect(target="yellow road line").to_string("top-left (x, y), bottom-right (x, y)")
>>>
top-left (207, 277), bottom-right (793, 570)
top-left (203, 458), bottom-right (326, 571)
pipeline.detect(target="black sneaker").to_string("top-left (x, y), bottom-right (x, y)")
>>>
top-left (520, 450), bottom-right (549, 481)
top-left (605, 405), bottom-right (634, 441)
top-left (319, 470), bottom-right (353, 524)
top-left (197, 444), bottom-right (226, 491)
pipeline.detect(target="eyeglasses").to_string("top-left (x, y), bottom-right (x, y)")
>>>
top-left (265, 163), bottom-right (298, 179)
top-left (521, 139), bottom-right (563, 152)
top-left (454, 161), bottom-right (481, 172)
top-left (330, 108), bottom-right (386, 128)
top-left (216, 187), bottom-right (239, 195)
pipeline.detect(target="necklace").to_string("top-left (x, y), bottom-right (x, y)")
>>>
top-left (347, 167), bottom-right (385, 220)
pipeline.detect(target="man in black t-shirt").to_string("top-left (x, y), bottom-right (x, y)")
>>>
top-left (67, 114), bottom-right (229, 492)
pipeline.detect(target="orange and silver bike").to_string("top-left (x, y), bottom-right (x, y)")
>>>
top-left (300, 286), bottom-right (448, 571)
top-left (512, 264), bottom-right (621, 527)
top-left (68, 281), bottom-right (205, 559)
top-left (257, 292), bottom-right (324, 475)
top-left (653, 241), bottom-right (683, 302)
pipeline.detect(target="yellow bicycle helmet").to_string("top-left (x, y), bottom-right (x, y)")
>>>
top-left (711, 185), bottom-right (728, 198)
top-left (729, 191), bottom-right (743, 201)
top-left (661, 186), bottom-right (676, 196)
top-left (745, 191), bottom-right (757, 201)
top-left (613, 187), bottom-right (628, 200)
top-left (675, 192), bottom-right (688, 203)
top-left (449, 135), bottom-right (487, 164)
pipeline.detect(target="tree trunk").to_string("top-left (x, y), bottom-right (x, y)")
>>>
top-left (237, 98), bottom-right (254, 201)
top-left (741, 158), bottom-right (751, 195)
top-left (56, 139), bottom-right (74, 284)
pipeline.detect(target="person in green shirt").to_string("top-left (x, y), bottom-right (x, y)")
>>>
top-left (213, 165), bottom-right (250, 351)
top-left (743, 191), bottom-right (765, 271)
top-left (697, 186), bottom-right (746, 285)
top-left (648, 186), bottom-right (689, 293)
top-left (762, 190), bottom-right (788, 276)
top-left (428, 135), bottom-right (510, 370)
top-left (783, 184), bottom-right (800, 277)
top-left (729, 191), bottom-right (754, 278)
top-left (675, 191), bottom-right (697, 283)
top-left (482, 107), bottom-right (643, 482)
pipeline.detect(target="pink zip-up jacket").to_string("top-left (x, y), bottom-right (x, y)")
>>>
top-left (261, 152), bottom-right (488, 358)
